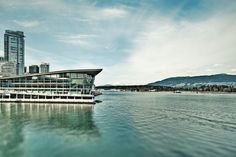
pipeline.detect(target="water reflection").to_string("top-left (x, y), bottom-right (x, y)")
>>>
top-left (0, 103), bottom-right (99, 157)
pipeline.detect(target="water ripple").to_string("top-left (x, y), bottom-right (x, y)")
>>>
top-left (0, 92), bottom-right (236, 157)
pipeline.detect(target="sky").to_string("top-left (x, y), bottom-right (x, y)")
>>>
top-left (0, 0), bottom-right (236, 85)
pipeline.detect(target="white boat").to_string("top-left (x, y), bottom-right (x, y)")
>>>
top-left (174, 90), bottom-right (182, 93)
top-left (0, 69), bottom-right (102, 104)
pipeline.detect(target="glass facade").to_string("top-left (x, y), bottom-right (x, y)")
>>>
top-left (4, 30), bottom-right (25, 76)
top-left (0, 69), bottom-right (102, 96)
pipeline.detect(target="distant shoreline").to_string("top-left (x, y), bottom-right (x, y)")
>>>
top-left (99, 90), bottom-right (236, 95)
top-left (96, 85), bottom-right (236, 93)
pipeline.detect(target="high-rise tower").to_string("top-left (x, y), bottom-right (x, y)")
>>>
top-left (4, 30), bottom-right (25, 75)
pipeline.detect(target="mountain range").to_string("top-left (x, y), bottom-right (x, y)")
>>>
top-left (148, 74), bottom-right (236, 87)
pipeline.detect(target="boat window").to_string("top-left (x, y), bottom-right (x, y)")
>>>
top-left (46, 96), bottom-right (52, 99)
top-left (32, 95), bottom-right (38, 99)
top-left (3, 95), bottom-right (9, 99)
top-left (82, 97), bottom-right (92, 100)
top-left (18, 94), bottom-right (23, 99)
top-left (10, 94), bottom-right (17, 99)
top-left (39, 95), bottom-right (45, 99)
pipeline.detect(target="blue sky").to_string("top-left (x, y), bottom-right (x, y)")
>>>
top-left (0, 0), bottom-right (236, 85)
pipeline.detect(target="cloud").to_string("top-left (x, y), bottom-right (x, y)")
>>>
top-left (14, 20), bottom-right (40, 28)
top-left (25, 46), bottom-right (57, 68)
top-left (213, 63), bottom-right (223, 67)
top-left (1, 0), bottom-right (235, 85)
top-left (231, 69), bottom-right (236, 73)
top-left (100, 8), bottom-right (127, 18)
top-left (96, 12), bottom-right (236, 85)
top-left (56, 34), bottom-right (97, 47)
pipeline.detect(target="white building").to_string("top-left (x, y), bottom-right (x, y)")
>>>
top-left (0, 61), bottom-right (16, 77)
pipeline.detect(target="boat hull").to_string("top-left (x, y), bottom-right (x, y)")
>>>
top-left (0, 92), bottom-right (96, 104)
top-left (0, 98), bottom-right (95, 104)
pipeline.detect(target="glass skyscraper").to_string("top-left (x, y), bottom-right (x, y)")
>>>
top-left (4, 30), bottom-right (25, 75)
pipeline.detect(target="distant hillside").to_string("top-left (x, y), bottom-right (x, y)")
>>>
top-left (148, 74), bottom-right (236, 87)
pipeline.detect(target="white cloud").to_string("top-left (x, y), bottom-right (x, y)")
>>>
top-left (82, 6), bottom-right (129, 21)
top-left (213, 63), bottom-right (223, 67)
top-left (128, 16), bottom-right (235, 82)
top-left (8, 0), bottom-right (129, 21)
top-left (56, 34), bottom-right (97, 47)
top-left (231, 69), bottom-right (236, 73)
top-left (14, 20), bottom-right (40, 28)
top-left (96, 13), bottom-right (236, 85)
top-left (101, 8), bottom-right (127, 18)
top-left (25, 46), bottom-right (57, 68)
top-left (2, 0), bottom-right (235, 85)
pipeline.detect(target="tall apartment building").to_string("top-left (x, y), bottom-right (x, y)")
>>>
top-left (4, 30), bottom-right (25, 75)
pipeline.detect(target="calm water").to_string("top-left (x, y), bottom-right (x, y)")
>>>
top-left (0, 92), bottom-right (236, 157)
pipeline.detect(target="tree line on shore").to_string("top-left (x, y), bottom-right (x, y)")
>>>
top-left (96, 85), bottom-right (236, 93)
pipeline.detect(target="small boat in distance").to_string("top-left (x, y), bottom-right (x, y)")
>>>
top-left (174, 90), bottom-right (182, 94)
top-left (0, 69), bottom-right (102, 104)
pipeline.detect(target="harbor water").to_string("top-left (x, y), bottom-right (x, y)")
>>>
top-left (0, 92), bottom-right (236, 157)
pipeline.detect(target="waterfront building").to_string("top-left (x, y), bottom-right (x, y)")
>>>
top-left (0, 69), bottom-right (102, 104)
top-left (40, 63), bottom-right (49, 73)
top-left (4, 30), bottom-right (25, 75)
top-left (29, 65), bottom-right (39, 74)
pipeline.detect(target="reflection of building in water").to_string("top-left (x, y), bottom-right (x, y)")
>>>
top-left (0, 103), bottom-right (99, 157)
top-left (0, 104), bottom-right (24, 157)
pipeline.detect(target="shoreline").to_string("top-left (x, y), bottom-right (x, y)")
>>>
top-left (99, 90), bottom-right (236, 94)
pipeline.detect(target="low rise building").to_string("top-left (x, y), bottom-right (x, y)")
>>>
top-left (1, 62), bottom-right (16, 77)
top-left (29, 65), bottom-right (39, 74)
top-left (40, 63), bottom-right (49, 73)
